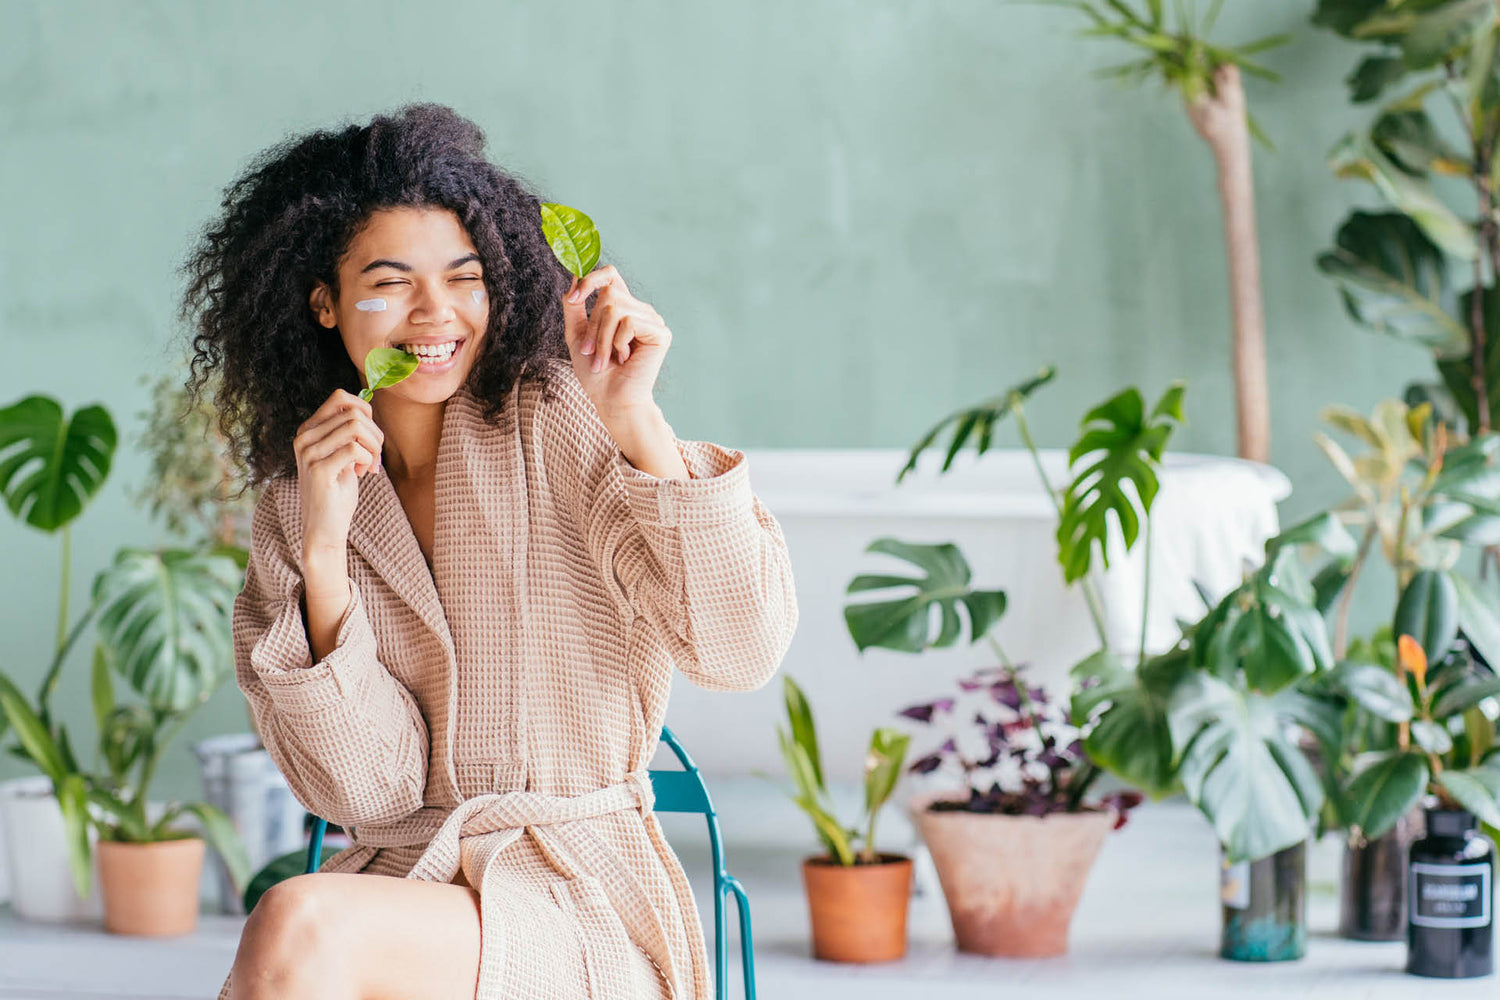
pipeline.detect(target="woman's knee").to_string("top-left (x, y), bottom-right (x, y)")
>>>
top-left (234, 874), bottom-right (352, 995)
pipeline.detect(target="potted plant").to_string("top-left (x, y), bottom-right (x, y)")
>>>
top-left (0, 393), bottom-right (117, 922)
top-left (845, 375), bottom-right (1177, 956)
top-left (898, 662), bottom-right (1141, 956)
top-left (1312, 0), bottom-right (1500, 437)
top-left (84, 544), bottom-right (251, 935)
top-left (1302, 398), bottom-right (1500, 939)
top-left (774, 675), bottom-right (912, 963)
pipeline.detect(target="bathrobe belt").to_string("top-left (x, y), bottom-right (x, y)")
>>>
top-left (348, 771), bottom-right (679, 997)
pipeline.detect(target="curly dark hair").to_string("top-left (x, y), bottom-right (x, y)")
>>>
top-left (179, 102), bottom-right (581, 491)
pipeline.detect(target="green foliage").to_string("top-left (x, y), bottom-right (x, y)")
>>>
top-left (358, 347), bottom-right (420, 402)
top-left (895, 367), bottom-right (1056, 483)
top-left (843, 539), bottom-right (1007, 654)
top-left (774, 676), bottom-right (909, 865)
top-left (539, 203), bottom-right (601, 279)
top-left (0, 395), bottom-right (116, 533)
top-left (1056, 382), bottom-right (1185, 583)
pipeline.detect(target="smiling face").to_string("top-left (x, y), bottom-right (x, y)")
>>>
top-left (310, 205), bottom-right (490, 405)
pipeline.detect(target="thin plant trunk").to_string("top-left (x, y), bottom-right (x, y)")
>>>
top-left (1186, 63), bottom-right (1272, 464)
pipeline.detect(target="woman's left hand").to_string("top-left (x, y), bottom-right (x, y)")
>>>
top-left (562, 265), bottom-right (671, 418)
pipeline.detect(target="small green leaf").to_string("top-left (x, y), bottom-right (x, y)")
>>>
top-left (1344, 751), bottom-right (1429, 842)
top-left (1412, 718), bottom-right (1454, 754)
top-left (1437, 769), bottom-right (1500, 827)
top-left (782, 676), bottom-right (824, 792)
top-left (863, 727), bottom-right (910, 819)
top-left (1394, 569), bottom-right (1459, 664)
top-left (1334, 661), bottom-right (1414, 722)
top-left (539, 203), bottom-right (601, 279)
top-left (358, 348), bottom-right (420, 403)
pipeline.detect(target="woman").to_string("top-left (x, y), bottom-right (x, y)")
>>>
top-left (181, 103), bottom-right (798, 999)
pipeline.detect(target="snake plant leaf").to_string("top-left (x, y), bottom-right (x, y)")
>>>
top-left (1329, 132), bottom-right (1479, 260)
top-left (1343, 751), bottom-right (1429, 842)
top-left (1056, 382), bottom-right (1185, 584)
top-left (1394, 569), bottom-right (1459, 663)
top-left (0, 395), bottom-right (117, 532)
top-left (1437, 768), bottom-right (1500, 827)
top-left (90, 547), bottom-right (242, 714)
top-left (782, 676), bottom-right (825, 792)
top-left (843, 538), bottom-right (1007, 653)
top-left (896, 367), bottom-right (1057, 483)
top-left (777, 728), bottom-right (852, 864)
top-left (358, 347), bottom-right (420, 402)
top-left (539, 203), bottom-right (601, 279)
top-left (1169, 673), bottom-right (1325, 862)
top-left (1316, 211), bottom-right (1468, 355)
top-left (1069, 647), bottom-right (1185, 798)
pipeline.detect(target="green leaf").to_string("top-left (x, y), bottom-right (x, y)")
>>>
top-left (1209, 570), bottom-right (1332, 694)
top-left (781, 676), bottom-right (824, 792)
top-left (1437, 286), bottom-right (1500, 432)
top-left (843, 538), bottom-right (1007, 653)
top-left (90, 643), bottom-right (114, 737)
top-left (1394, 569), bottom-right (1459, 663)
top-left (1453, 573), bottom-right (1500, 670)
top-left (1328, 133), bottom-right (1478, 260)
top-left (0, 395), bottom-right (117, 532)
top-left (90, 547), bottom-right (242, 713)
top-left (1311, 0), bottom-right (1390, 38)
top-left (1057, 382), bottom-right (1186, 583)
top-left (357, 347), bottom-right (420, 403)
top-left (1412, 718), bottom-right (1455, 754)
top-left (179, 802), bottom-right (252, 893)
top-left (86, 787), bottom-right (149, 841)
top-left (1343, 751), bottom-right (1429, 841)
top-left (1168, 674), bottom-right (1324, 862)
top-left (1268, 511), bottom-right (1359, 562)
top-left (244, 847), bottom-right (341, 912)
top-left (863, 727), bottom-right (910, 819)
top-left (1346, 55), bottom-right (1409, 103)
top-left (1437, 768), bottom-right (1500, 827)
top-left (1070, 648), bottom-right (1184, 798)
top-left (896, 367), bottom-right (1056, 483)
top-left (1371, 110), bottom-right (1471, 176)
top-left (539, 203), bottom-right (601, 279)
top-left (0, 673), bottom-right (66, 782)
top-left (1316, 211), bottom-right (1468, 355)
top-left (56, 773), bottom-right (93, 900)
top-left (1334, 661), bottom-right (1415, 722)
top-left (1433, 675), bottom-right (1500, 718)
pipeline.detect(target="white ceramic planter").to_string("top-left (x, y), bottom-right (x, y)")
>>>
top-left (0, 776), bottom-right (103, 922)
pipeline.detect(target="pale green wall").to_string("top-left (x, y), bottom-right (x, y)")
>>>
top-left (1, 0), bottom-right (1416, 799)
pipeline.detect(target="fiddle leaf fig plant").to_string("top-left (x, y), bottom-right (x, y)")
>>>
top-left (359, 347), bottom-right (420, 402)
top-left (775, 676), bottom-right (910, 865)
top-left (540, 202), bottom-right (601, 279)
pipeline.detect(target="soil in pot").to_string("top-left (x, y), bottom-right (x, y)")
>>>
top-left (97, 837), bottom-right (206, 936)
top-left (801, 853), bottom-right (912, 963)
top-left (914, 796), bottom-right (1115, 958)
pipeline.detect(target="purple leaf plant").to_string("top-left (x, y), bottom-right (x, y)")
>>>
top-left (899, 663), bottom-right (1141, 827)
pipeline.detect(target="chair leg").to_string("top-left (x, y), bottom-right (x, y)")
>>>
top-left (724, 875), bottom-right (756, 1000)
top-left (305, 817), bottom-right (327, 876)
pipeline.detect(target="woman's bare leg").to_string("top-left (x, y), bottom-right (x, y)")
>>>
top-left (231, 872), bottom-right (481, 1000)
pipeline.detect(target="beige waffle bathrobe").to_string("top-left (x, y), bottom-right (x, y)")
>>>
top-left (215, 361), bottom-right (798, 999)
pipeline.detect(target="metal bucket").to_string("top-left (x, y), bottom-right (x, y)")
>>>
top-left (192, 734), bottom-right (306, 914)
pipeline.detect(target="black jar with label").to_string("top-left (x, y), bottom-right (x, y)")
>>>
top-left (1407, 807), bottom-right (1495, 979)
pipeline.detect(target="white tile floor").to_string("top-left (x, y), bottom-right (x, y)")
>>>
top-left (0, 802), bottom-right (1493, 998)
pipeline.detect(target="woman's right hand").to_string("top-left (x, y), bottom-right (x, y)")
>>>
top-left (296, 388), bottom-right (385, 557)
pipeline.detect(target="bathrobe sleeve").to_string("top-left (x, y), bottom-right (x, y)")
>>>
top-left (233, 480), bottom-right (429, 828)
top-left (543, 367), bottom-right (799, 692)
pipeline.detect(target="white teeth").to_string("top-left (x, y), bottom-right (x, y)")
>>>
top-left (400, 341), bottom-right (458, 359)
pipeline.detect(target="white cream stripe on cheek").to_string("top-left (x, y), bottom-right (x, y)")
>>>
top-left (354, 298), bottom-right (388, 312)
top-left (471, 289), bottom-right (485, 305)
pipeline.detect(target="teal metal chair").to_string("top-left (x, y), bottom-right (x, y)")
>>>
top-left (304, 726), bottom-right (757, 1000)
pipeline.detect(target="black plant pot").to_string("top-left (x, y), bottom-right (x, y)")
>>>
top-left (1407, 808), bottom-right (1494, 979)
top-left (1220, 841), bottom-right (1307, 961)
top-left (1340, 809), bottom-right (1424, 941)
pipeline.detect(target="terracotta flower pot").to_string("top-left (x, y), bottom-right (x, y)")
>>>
top-left (913, 795), bottom-right (1115, 957)
top-left (801, 853), bottom-right (912, 962)
top-left (96, 837), bottom-right (206, 936)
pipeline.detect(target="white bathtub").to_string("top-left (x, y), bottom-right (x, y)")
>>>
top-left (661, 447), bottom-right (1291, 781)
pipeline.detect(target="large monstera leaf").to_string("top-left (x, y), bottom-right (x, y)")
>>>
top-left (1169, 673), bottom-right (1328, 862)
top-left (896, 367), bottom-right (1056, 483)
top-left (1070, 646), bottom-right (1188, 799)
top-left (1316, 211), bottom-right (1468, 355)
top-left (843, 538), bottom-right (1007, 654)
top-left (90, 547), bottom-right (243, 713)
top-left (0, 395), bottom-right (117, 532)
top-left (1056, 382), bottom-right (1185, 584)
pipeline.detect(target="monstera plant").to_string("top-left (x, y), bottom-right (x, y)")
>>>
top-left (1313, 0), bottom-right (1500, 435)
